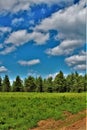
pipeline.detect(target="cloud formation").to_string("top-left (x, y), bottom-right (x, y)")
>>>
top-left (0, 66), bottom-right (8, 73)
top-left (0, 27), bottom-right (11, 38)
top-left (65, 51), bottom-right (86, 71)
top-left (34, 0), bottom-right (85, 55)
top-left (0, 0), bottom-right (74, 14)
top-left (0, 46), bottom-right (16, 55)
top-left (18, 59), bottom-right (40, 66)
top-left (0, 30), bottom-right (49, 55)
top-left (5, 30), bottom-right (49, 45)
top-left (0, 0), bottom-right (86, 75)
top-left (0, 27), bottom-right (11, 33)
top-left (46, 39), bottom-right (83, 56)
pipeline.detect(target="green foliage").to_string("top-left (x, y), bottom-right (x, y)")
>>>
top-left (0, 76), bottom-right (2, 91)
top-left (24, 76), bottom-right (36, 92)
top-left (54, 71), bottom-right (66, 92)
top-left (2, 75), bottom-right (11, 92)
top-left (0, 92), bottom-right (86, 130)
top-left (0, 71), bottom-right (86, 92)
top-left (46, 77), bottom-right (53, 92)
top-left (35, 76), bottom-right (43, 92)
top-left (12, 76), bottom-right (23, 92)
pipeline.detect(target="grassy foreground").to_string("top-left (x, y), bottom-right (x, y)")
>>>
top-left (0, 92), bottom-right (86, 130)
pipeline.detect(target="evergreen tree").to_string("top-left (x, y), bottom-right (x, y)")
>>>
top-left (3, 75), bottom-right (11, 92)
top-left (46, 77), bottom-right (53, 92)
top-left (0, 71), bottom-right (86, 93)
top-left (36, 76), bottom-right (43, 92)
top-left (83, 74), bottom-right (87, 91)
top-left (54, 71), bottom-right (66, 92)
top-left (13, 76), bottom-right (23, 92)
top-left (0, 76), bottom-right (2, 91)
top-left (24, 76), bottom-right (36, 92)
top-left (66, 73), bottom-right (75, 92)
top-left (43, 78), bottom-right (48, 92)
top-left (77, 75), bottom-right (84, 92)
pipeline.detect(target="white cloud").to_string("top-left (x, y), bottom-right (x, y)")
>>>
top-left (47, 72), bottom-right (58, 79)
top-left (0, 0), bottom-right (74, 14)
top-left (18, 59), bottom-right (40, 66)
top-left (0, 27), bottom-right (11, 33)
top-left (0, 46), bottom-right (16, 55)
top-left (35, 0), bottom-right (85, 35)
top-left (47, 71), bottom-right (69, 79)
top-left (0, 27), bottom-right (11, 39)
top-left (46, 39), bottom-right (83, 56)
top-left (73, 64), bottom-right (86, 70)
top-left (65, 51), bottom-right (86, 71)
top-left (0, 0), bottom-right (30, 14)
top-left (5, 30), bottom-right (30, 46)
top-left (5, 30), bottom-right (49, 46)
top-left (34, 0), bottom-right (86, 55)
top-left (0, 66), bottom-right (8, 73)
top-left (30, 32), bottom-right (49, 45)
top-left (31, 0), bottom-right (74, 6)
top-left (0, 0), bottom-right (85, 59)
top-left (0, 29), bottom-right (49, 54)
top-left (12, 18), bottom-right (24, 25)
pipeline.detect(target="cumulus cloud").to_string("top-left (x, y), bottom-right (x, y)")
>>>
top-left (5, 30), bottom-right (49, 45)
top-left (0, 46), bottom-right (16, 55)
top-left (34, 0), bottom-right (86, 56)
top-left (0, 0), bottom-right (74, 14)
top-left (46, 39), bottom-right (83, 56)
top-left (0, 27), bottom-right (11, 33)
top-left (0, 66), bottom-right (8, 73)
top-left (35, 0), bottom-right (85, 36)
top-left (0, 27), bottom-right (12, 39)
top-left (0, 29), bottom-right (49, 54)
top-left (0, 0), bottom-right (30, 14)
top-left (5, 30), bottom-right (30, 46)
top-left (31, 32), bottom-right (49, 45)
top-left (73, 64), bottom-right (86, 71)
top-left (65, 51), bottom-right (86, 71)
top-left (18, 59), bottom-right (40, 66)
top-left (0, 27), bottom-right (11, 35)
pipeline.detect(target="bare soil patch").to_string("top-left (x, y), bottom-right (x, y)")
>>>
top-left (29, 109), bottom-right (86, 130)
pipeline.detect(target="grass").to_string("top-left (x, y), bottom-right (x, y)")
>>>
top-left (0, 92), bottom-right (86, 130)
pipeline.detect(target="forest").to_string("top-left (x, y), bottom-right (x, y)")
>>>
top-left (0, 71), bottom-right (87, 93)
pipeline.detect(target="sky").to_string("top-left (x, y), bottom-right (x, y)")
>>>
top-left (0, 0), bottom-right (86, 80)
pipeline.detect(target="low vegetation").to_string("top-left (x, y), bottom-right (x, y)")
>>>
top-left (0, 92), bottom-right (86, 130)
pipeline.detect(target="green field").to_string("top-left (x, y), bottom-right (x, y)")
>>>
top-left (0, 92), bottom-right (86, 130)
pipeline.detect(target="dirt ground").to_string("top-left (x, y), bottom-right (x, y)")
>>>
top-left (30, 110), bottom-right (87, 130)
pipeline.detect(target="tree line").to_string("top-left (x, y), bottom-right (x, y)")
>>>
top-left (0, 71), bottom-right (87, 92)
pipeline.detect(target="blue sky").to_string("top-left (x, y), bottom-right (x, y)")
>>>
top-left (0, 0), bottom-right (86, 80)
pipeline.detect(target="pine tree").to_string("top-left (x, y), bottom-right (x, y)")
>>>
top-left (36, 76), bottom-right (43, 92)
top-left (24, 76), bottom-right (36, 92)
top-left (54, 71), bottom-right (66, 92)
top-left (3, 75), bottom-right (11, 92)
top-left (13, 76), bottom-right (23, 92)
top-left (47, 77), bottom-right (53, 92)
top-left (0, 76), bottom-right (2, 91)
